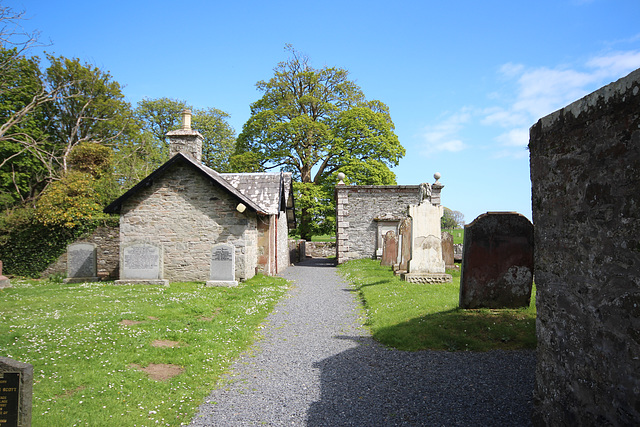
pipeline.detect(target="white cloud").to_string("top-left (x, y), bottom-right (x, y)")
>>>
top-left (420, 49), bottom-right (640, 160)
top-left (419, 110), bottom-right (470, 156)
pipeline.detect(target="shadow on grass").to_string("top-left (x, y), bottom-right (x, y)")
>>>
top-left (374, 307), bottom-right (537, 352)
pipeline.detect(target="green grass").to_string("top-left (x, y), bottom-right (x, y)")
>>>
top-left (288, 233), bottom-right (336, 242)
top-left (0, 275), bottom-right (289, 426)
top-left (338, 259), bottom-right (536, 352)
top-left (442, 228), bottom-right (464, 244)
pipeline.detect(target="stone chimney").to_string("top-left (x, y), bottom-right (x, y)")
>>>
top-left (166, 109), bottom-right (203, 163)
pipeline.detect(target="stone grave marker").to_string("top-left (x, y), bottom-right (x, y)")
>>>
top-left (206, 243), bottom-right (238, 287)
top-left (0, 261), bottom-right (10, 289)
top-left (381, 230), bottom-right (398, 267)
top-left (459, 212), bottom-right (534, 309)
top-left (116, 243), bottom-right (168, 286)
top-left (0, 357), bottom-right (33, 427)
top-left (396, 217), bottom-right (412, 274)
top-left (403, 202), bottom-right (451, 283)
top-left (441, 231), bottom-right (454, 268)
top-left (64, 243), bottom-right (99, 284)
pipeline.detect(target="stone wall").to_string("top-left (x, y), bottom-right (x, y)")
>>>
top-left (42, 224), bottom-right (119, 279)
top-left (529, 68), bottom-right (640, 425)
top-left (119, 163), bottom-right (258, 282)
top-left (335, 185), bottom-right (422, 263)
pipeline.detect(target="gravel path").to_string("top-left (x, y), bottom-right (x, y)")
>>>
top-left (189, 258), bottom-right (535, 426)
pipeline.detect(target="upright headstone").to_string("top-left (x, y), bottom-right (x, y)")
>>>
top-left (0, 261), bottom-right (10, 289)
top-left (116, 242), bottom-right (168, 286)
top-left (459, 212), bottom-right (534, 309)
top-left (0, 357), bottom-right (33, 427)
top-left (441, 231), bottom-right (454, 268)
top-left (64, 243), bottom-right (99, 284)
top-left (380, 231), bottom-right (398, 267)
top-left (403, 201), bottom-right (451, 283)
top-left (396, 217), bottom-right (412, 274)
top-left (206, 243), bottom-right (238, 287)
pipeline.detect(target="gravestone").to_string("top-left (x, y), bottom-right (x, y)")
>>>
top-left (0, 261), bottom-right (10, 289)
top-left (0, 357), bottom-right (33, 427)
top-left (459, 212), bottom-right (534, 309)
top-left (381, 231), bottom-right (398, 267)
top-left (206, 243), bottom-right (238, 287)
top-left (116, 243), bottom-right (168, 286)
top-left (403, 201), bottom-right (451, 283)
top-left (441, 231), bottom-right (454, 268)
top-left (396, 217), bottom-right (412, 274)
top-left (63, 243), bottom-right (99, 284)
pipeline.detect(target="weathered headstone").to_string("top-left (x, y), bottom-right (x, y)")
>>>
top-left (441, 231), bottom-right (454, 268)
top-left (116, 243), bottom-right (168, 286)
top-left (63, 243), bottom-right (99, 284)
top-left (206, 243), bottom-right (238, 287)
top-left (396, 217), bottom-right (412, 274)
top-left (403, 201), bottom-right (451, 283)
top-left (459, 212), bottom-right (534, 309)
top-left (453, 244), bottom-right (463, 262)
top-left (0, 261), bottom-right (10, 289)
top-left (381, 231), bottom-right (398, 267)
top-left (0, 357), bottom-right (33, 427)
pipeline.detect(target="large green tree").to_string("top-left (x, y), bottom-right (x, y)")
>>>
top-left (129, 97), bottom-right (236, 173)
top-left (235, 46), bottom-right (405, 239)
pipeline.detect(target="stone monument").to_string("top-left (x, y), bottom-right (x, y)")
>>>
top-left (64, 243), bottom-right (99, 284)
top-left (403, 173), bottom-right (452, 283)
top-left (441, 231), bottom-right (454, 268)
top-left (206, 243), bottom-right (238, 287)
top-left (115, 242), bottom-right (169, 286)
top-left (0, 261), bottom-right (10, 289)
top-left (459, 212), bottom-right (534, 309)
top-left (380, 230), bottom-right (398, 267)
top-left (0, 357), bottom-right (33, 427)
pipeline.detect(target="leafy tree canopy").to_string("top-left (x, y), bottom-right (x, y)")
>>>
top-left (235, 45), bottom-right (405, 239)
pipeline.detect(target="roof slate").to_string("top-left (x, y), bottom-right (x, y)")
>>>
top-left (221, 173), bottom-right (284, 215)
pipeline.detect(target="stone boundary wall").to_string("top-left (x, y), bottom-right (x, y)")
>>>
top-left (42, 224), bottom-right (119, 280)
top-left (304, 241), bottom-right (336, 258)
top-left (336, 185), bottom-right (422, 263)
top-left (530, 68), bottom-right (640, 425)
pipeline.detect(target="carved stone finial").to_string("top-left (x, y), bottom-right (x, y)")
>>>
top-left (337, 172), bottom-right (346, 185)
top-left (434, 172), bottom-right (441, 184)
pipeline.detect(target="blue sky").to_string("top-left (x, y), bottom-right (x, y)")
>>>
top-left (11, 0), bottom-right (640, 223)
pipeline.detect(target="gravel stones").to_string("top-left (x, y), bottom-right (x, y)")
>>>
top-left (189, 258), bottom-right (535, 426)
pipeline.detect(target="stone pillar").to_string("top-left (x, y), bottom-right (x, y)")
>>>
top-left (166, 109), bottom-right (203, 163)
top-left (430, 172), bottom-right (443, 206)
top-left (335, 174), bottom-right (349, 264)
top-left (530, 68), bottom-right (640, 425)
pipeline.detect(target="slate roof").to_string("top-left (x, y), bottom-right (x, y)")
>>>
top-left (220, 173), bottom-right (284, 215)
top-left (103, 153), bottom-right (266, 215)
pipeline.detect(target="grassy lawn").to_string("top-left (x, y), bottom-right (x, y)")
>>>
top-left (0, 275), bottom-right (289, 426)
top-left (338, 259), bottom-right (536, 352)
top-left (442, 228), bottom-right (464, 244)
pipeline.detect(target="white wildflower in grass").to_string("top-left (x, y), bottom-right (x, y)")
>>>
top-left (0, 274), bottom-right (290, 426)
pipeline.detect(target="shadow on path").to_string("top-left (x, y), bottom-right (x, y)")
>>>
top-left (294, 257), bottom-right (338, 268)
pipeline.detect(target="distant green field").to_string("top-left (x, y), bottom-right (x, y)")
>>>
top-left (442, 228), bottom-right (464, 244)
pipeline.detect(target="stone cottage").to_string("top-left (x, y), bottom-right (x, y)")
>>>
top-left (104, 110), bottom-right (295, 283)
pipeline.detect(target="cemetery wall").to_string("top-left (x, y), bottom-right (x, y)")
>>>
top-left (120, 163), bottom-right (258, 282)
top-left (529, 68), bottom-right (640, 425)
top-left (335, 185), bottom-right (422, 263)
top-left (42, 224), bottom-right (119, 279)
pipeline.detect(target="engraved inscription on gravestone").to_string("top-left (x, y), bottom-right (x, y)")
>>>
top-left (209, 244), bottom-right (235, 281)
top-left (122, 244), bottom-right (161, 280)
top-left (0, 373), bottom-right (19, 427)
top-left (66, 243), bottom-right (97, 280)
